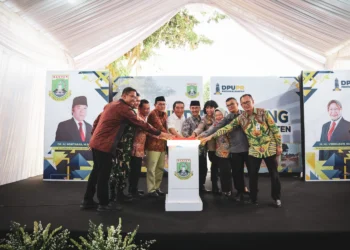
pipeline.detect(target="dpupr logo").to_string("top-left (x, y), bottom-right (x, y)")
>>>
top-left (214, 83), bottom-right (222, 95)
top-left (340, 78), bottom-right (350, 89)
top-left (333, 78), bottom-right (341, 91)
top-left (214, 82), bottom-right (244, 95)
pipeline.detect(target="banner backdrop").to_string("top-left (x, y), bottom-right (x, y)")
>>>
top-left (112, 76), bottom-right (203, 117)
top-left (112, 76), bottom-right (203, 172)
top-left (303, 70), bottom-right (350, 181)
top-left (44, 71), bottom-right (109, 181)
top-left (210, 76), bottom-right (302, 173)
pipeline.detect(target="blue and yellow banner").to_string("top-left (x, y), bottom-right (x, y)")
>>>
top-left (303, 70), bottom-right (350, 181)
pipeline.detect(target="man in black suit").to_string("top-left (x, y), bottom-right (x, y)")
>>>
top-left (55, 96), bottom-right (92, 142)
top-left (319, 99), bottom-right (350, 161)
top-left (55, 96), bottom-right (93, 177)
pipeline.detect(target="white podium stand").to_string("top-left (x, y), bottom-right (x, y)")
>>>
top-left (165, 139), bottom-right (203, 211)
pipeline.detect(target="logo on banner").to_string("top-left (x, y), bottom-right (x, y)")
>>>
top-left (214, 83), bottom-right (244, 94)
top-left (175, 159), bottom-right (193, 180)
top-left (49, 75), bottom-right (71, 101)
top-left (333, 78), bottom-right (341, 91)
top-left (340, 79), bottom-right (350, 89)
top-left (214, 83), bottom-right (222, 95)
top-left (185, 83), bottom-right (199, 98)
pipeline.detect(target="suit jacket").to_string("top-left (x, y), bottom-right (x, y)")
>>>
top-left (55, 118), bottom-right (93, 177)
top-left (319, 117), bottom-right (350, 160)
top-left (55, 118), bottom-right (92, 142)
top-left (89, 99), bottom-right (161, 154)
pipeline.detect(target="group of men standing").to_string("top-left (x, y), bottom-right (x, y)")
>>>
top-left (199, 94), bottom-right (282, 207)
top-left (80, 86), bottom-right (283, 212)
top-left (81, 88), bottom-right (172, 212)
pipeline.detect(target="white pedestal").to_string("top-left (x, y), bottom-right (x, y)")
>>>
top-left (165, 139), bottom-right (203, 211)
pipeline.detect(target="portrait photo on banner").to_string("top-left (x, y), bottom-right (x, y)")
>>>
top-left (43, 71), bottom-right (109, 181)
top-left (303, 70), bottom-right (350, 181)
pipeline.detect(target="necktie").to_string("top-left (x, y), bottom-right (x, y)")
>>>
top-left (327, 121), bottom-right (336, 142)
top-left (79, 122), bottom-right (85, 142)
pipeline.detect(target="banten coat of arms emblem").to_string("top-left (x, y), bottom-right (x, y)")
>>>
top-left (185, 83), bottom-right (199, 98)
top-left (175, 159), bottom-right (193, 180)
top-left (49, 75), bottom-right (71, 101)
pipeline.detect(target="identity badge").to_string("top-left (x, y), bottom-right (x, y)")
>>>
top-left (256, 123), bottom-right (260, 131)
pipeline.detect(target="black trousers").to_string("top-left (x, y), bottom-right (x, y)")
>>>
top-left (83, 148), bottom-right (113, 206)
top-left (199, 153), bottom-right (208, 187)
top-left (208, 151), bottom-right (219, 188)
top-left (247, 155), bottom-right (281, 201)
top-left (230, 152), bottom-right (248, 193)
top-left (128, 156), bottom-right (142, 193)
top-left (216, 157), bottom-right (232, 193)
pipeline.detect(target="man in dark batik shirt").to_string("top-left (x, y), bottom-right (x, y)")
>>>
top-left (182, 100), bottom-right (210, 193)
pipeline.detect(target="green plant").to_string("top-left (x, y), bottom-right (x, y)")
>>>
top-left (107, 8), bottom-right (228, 78)
top-left (0, 221), bottom-right (72, 250)
top-left (203, 80), bottom-right (211, 102)
top-left (71, 218), bottom-right (155, 250)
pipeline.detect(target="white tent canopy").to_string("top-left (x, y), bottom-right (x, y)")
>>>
top-left (3, 0), bottom-right (350, 69)
top-left (1, 0), bottom-right (350, 185)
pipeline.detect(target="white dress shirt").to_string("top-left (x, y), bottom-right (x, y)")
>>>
top-left (167, 112), bottom-right (185, 136)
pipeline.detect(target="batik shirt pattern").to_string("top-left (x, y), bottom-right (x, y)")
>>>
top-left (213, 108), bottom-right (282, 158)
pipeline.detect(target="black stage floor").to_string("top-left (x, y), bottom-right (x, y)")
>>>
top-left (0, 175), bottom-right (349, 249)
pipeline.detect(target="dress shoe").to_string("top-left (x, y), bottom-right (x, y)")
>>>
top-left (129, 191), bottom-right (144, 198)
top-left (212, 184), bottom-right (221, 195)
top-left (128, 188), bottom-right (145, 195)
top-left (97, 202), bottom-right (122, 212)
top-left (234, 193), bottom-right (244, 202)
top-left (200, 185), bottom-right (211, 193)
top-left (80, 199), bottom-right (98, 210)
top-left (274, 199), bottom-right (282, 208)
top-left (148, 191), bottom-right (159, 197)
top-left (248, 199), bottom-right (258, 206)
top-left (117, 192), bottom-right (133, 203)
top-left (222, 191), bottom-right (232, 199)
top-left (156, 189), bottom-right (165, 196)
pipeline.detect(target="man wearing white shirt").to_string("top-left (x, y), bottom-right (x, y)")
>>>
top-left (167, 101), bottom-right (185, 138)
top-left (55, 96), bottom-right (92, 142)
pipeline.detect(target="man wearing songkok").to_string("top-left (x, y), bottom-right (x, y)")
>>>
top-left (182, 100), bottom-right (209, 193)
top-left (81, 88), bottom-right (170, 212)
top-left (145, 96), bottom-right (168, 197)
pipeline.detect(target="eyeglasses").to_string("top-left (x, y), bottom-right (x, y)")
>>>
top-left (241, 101), bottom-right (251, 106)
top-left (226, 103), bottom-right (235, 108)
